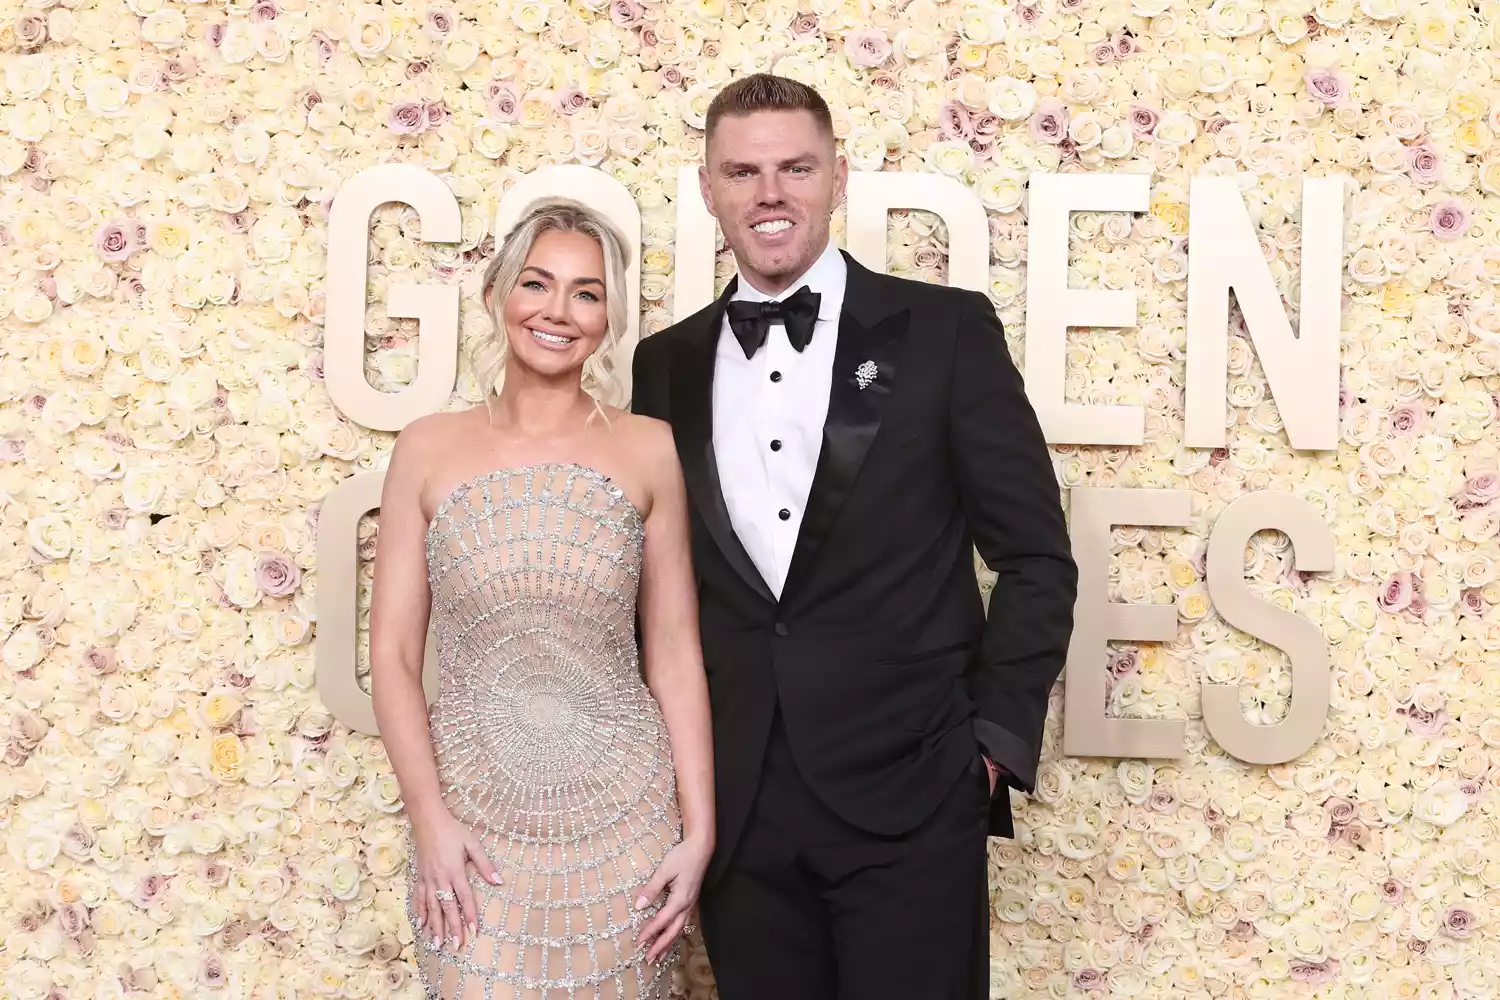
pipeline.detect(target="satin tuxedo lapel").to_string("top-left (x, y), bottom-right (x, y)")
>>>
top-left (782, 254), bottom-right (910, 603)
top-left (669, 278), bottom-right (778, 605)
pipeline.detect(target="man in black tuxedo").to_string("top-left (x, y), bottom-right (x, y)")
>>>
top-left (631, 74), bottom-right (1077, 1000)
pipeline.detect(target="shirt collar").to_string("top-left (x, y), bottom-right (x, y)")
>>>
top-left (730, 240), bottom-right (845, 324)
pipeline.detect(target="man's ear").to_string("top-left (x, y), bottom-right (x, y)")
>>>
top-left (698, 164), bottom-right (718, 220)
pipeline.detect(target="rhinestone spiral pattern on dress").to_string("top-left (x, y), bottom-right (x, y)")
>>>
top-left (408, 463), bottom-right (681, 999)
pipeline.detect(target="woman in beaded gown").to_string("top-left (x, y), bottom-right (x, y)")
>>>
top-left (370, 199), bottom-right (715, 1000)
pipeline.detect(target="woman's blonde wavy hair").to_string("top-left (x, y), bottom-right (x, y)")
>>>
top-left (474, 197), bottom-right (632, 408)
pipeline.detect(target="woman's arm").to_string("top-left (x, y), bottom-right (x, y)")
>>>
top-left (370, 425), bottom-right (443, 823)
top-left (370, 419), bottom-right (499, 954)
top-left (631, 417), bottom-right (715, 961)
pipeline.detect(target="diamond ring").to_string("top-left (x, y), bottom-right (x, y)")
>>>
top-left (434, 889), bottom-right (456, 902)
top-left (682, 923), bottom-right (696, 936)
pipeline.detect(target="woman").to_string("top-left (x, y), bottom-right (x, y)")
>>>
top-left (369, 198), bottom-right (714, 999)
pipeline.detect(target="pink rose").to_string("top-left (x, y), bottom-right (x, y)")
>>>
top-left (58, 903), bottom-right (89, 938)
top-left (310, 32), bottom-right (336, 65)
top-left (1459, 589), bottom-right (1487, 618)
top-left (1290, 960), bottom-right (1338, 985)
top-left (256, 551), bottom-right (301, 598)
top-left (1028, 99), bottom-right (1069, 144)
top-left (1127, 104), bottom-right (1159, 138)
top-left (206, 22), bottom-right (225, 46)
top-left (1378, 571), bottom-right (1413, 613)
top-left (1073, 969), bottom-right (1104, 991)
top-left (424, 7), bottom-right (456, 38)
top-left (938, 101), bottom-right (975, 141)
top-left (133, 874), bottom-right (168, 908)
top-left (164, 57), bottom-right (197, 82)
top-left (94, 221), bottom-right (135, 263)
top-left (423, 101), bottom-right (449, 129)
top-left (82, 646), bottom-right (117, 674)
top-left (1323, 796), bottom-right (1356, 825)
top-left (1407, 144), bottom-right (1441, 185)
top-left (1092, 42), bottom-right (1116, 64)
top-left (554, 86), bottom-right (589, 115)
top-left (1106, 645), bottom-right (1140, 678)
top-left (1444, 908), bottom-right (1476, 939)
top-left (843, 29), bottom-right (892, 69)
top-left (0, 438), bottom-right (23, 462)
top-left (1455, 471), bottom-right (1500, 510)
top-left (609, 0), bottom-right (644, 26)
top-left (1405, 706), bottom-right (1446, 735)
top-left (1387, 403), bottom-right (1425, 435)
top-left (1304, 68), bottom-right (1349, 106)
top-left (1381, 880), bottom-right (1404, 904)
top-left (15, 13), bottom-right (47, 47)
top-left (790, 12), bottom-right (819, 37)
top-left (485, 81), bottom-right (519, 121)
top-left (1430, 200), bottom-right (1470, 241)
top-left (251, 1), bottom-right (279, 22)
top-left (387, 101), bottom-right (426, 135)
top-left (1113, 30), bottom-right (1137, 58)
top-left (201, 955), bottom-right (227, 989)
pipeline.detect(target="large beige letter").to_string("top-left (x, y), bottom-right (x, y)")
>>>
top-left (495, 166), bottom-right (642, 396)
top-left (844, 172), bottom-right (989, 293)
top-left (1202, 491), bottom-right (1334, 764)
top-left (1064, 488), bottom-right (1191, 759)
top-left (1183, 176), bottom-right (1344, 450)
top-left (315, 471), bottom-right (438, 735)
top-left (673, 163), bottom-right (718, 322)
top-left (325, 164), bottom-right (461, 432)
top-left (1024, 173), bottom-right (1151, 445)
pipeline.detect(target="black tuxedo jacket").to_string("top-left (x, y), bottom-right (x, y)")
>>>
top-left (631, 252), bottom-right (1077, 881)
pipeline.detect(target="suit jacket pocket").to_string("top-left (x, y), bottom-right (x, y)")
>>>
top-left (874, 640), bottom-right (973, 668)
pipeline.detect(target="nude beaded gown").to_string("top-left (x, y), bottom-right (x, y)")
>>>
top-left (408, 463), bottom-right (682, 999)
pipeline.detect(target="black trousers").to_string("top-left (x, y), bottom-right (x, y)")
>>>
top-left (700, 712), bottom-right (992, 1000)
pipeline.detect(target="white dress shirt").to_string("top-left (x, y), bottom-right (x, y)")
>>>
top-left (713, 241), bottom-right (847, 599)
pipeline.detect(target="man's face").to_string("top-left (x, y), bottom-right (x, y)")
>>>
top-left (699, 109), bottom-right (847, 296)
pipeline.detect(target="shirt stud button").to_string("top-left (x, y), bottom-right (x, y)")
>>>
top-left (769, 370), bottom-right (782, 383)
top-left (778, 508), bottom-right (790, 521)
top-left (770, 440), bottom-right (782, 452)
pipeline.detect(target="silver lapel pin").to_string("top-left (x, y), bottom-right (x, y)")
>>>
top-left (854, 360), bottom-right (879, 390)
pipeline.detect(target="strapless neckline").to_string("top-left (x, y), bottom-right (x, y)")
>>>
top-left (427, 462), bottom-right (645, 538)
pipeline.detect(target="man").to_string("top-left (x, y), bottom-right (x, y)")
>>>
top-left (631, 74), bottom-right (1077, 1000)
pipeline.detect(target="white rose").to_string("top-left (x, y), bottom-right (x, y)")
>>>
top-left (140, 9), bottom-right (186, 47)
top-left (3, 961), bottom-right (52, 1000)
top-left (1098, 124), bottom-right (1134, 158)
top-left (925, 140), bottom-right (973, 178)
top-left (1411, 781), bottom-right (1469, 825)
top-left (988, 78), bottom-right (1037, 121)
top-left (845, 129), bottom-right (886, 172)
top-left (26, 514), bottom-right (73, 560)
top-left (977, 172), bottom-right (1025, 212)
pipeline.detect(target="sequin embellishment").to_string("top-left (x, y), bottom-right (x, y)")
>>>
top-left (408, 463), bottom-right (681, 999)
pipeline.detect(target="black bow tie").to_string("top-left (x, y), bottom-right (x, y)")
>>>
top-left (725, 286), bottom-right (822, 359)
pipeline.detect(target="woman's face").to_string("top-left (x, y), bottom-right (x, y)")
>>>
top-left (497, 228), bottom-right (609, 380)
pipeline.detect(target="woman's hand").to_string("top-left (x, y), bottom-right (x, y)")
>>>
top-left (634, 834), bottom-right (713, 964)
top-left (410, 810), bottom-right (503, 954)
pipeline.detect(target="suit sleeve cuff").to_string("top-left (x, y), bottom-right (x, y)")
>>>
top-left (973, 719), bottom-right (1037, 794)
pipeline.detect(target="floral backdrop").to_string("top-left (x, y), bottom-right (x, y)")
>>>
top-left (4, 0), bottom-right (1500, 997)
